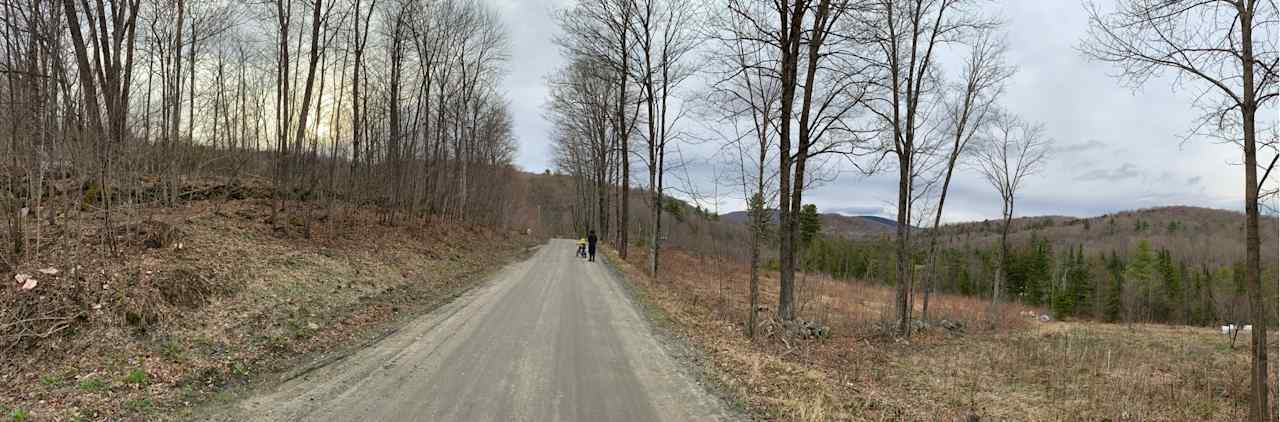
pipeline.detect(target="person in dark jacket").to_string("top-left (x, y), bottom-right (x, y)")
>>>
top-left (587, 230), bottom-right (598, 262)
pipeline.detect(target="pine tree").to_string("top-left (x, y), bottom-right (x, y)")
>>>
top-left (1052, 246), bottom-right (1077, 317)
top-left (1154, 249), bottom-right (1176, 321)
top-left (1105, 251), bottom-right (1126, 322)
top-left (1200, 265), bottom-right (1218, 325)
top-left (1188, 267), bottom-right (1206, 325)
top-left (1064, 244), bottom-right (1093, 318)
top-left (799, 204), bottom-right (821, 248)
top-left (1028, 237), bottom-right (1053, 306)
top-left (1174, 260), bottom-right (1189, 324)
top-left (956, 258), bottom-right (973, 296)
top-left (1125, 240), bottom-right (1157, 322)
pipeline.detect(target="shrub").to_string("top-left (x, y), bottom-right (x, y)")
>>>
top-left (125, 368), bottom-right (148, 386)
top-left (78, 378), bottom-right (106, 392)
top-left (9, 408), bottom-right (29, 422)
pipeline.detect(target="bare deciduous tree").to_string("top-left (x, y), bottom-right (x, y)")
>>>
top-left (627, 0), bottom-right (700, 277)
top-left (972, 111), bottom-right (1050, 309)
top-left (62, 0), bottom-right (144, 251)
top-left (920, 29), bottom-right (1012, 321)
top-left (856, 0), bottom-right (998, 335)
top-left (722, 0), bottom-right (865, 322)
top-left (705, 0), bottom-right (783, 337)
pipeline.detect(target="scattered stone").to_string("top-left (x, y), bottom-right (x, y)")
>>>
top-left (1038, 314), bottom-right (1052, 322)
top-left (307, 322), bottom-right (320, 331)
top-left (777, 319), bottom-right (830, 339)
top-left (38, 267), bottom-right (59, 275)
top-left (15, 273), bottom-right (37, 290)
top-left (938, 319), bottom-right (965, 333)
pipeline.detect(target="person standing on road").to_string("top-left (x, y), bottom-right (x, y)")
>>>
top-left (587, 230), bottom-right (598, 262)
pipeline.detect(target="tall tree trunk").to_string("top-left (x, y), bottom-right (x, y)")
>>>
top-left (616, 10), bottom-right (630, 258)
top-left (188, 15), bottom-right (196, 147)
top-left (894, 157), bottom-right (911, 333)
top-left (1239, 5), bottom-right (1269, 420)
top-left (994, 199), bottom-right (1013, 307)
top-left (775, 2), bottom-right (805, 322)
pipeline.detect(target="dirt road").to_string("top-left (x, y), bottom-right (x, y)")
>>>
top-left (204, 239), bottom-right (730, 421)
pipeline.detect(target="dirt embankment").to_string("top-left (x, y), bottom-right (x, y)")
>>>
top-left (1, 199), bottom-right (535, 421)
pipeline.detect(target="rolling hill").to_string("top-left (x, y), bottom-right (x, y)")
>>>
top-left (720, 209), bottom-right (900, 239)
top-left (930, 205), bottom-right (1279, 266)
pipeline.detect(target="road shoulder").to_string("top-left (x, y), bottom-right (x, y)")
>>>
top-left (186, 243), bottom-right (540, 421)
top-left (598, 248), bottom-right (752, 420)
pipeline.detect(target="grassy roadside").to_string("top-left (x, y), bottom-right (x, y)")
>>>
top-left (0, 199), bottom-right (536, 421)
top-left (603, 246), bottom-right (1274, 421)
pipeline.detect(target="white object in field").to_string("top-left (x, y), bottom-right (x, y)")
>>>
top-left (14, 273), bottom-right (36, 290)
top-left (1220, 323), bottom-right (1250, 335)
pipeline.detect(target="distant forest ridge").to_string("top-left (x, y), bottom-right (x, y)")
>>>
top-left (724, 205), bottom-right (1276, 241)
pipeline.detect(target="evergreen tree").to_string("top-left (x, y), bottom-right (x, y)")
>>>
top-left (795, 204), bottom-right (821, 272)
top-left (1232, 261), bottom-right (1248, 296)
top-left (1052, 247), bottom-right (1077, 317)
top-left (1105, 251), bottom-right (1126, 322)
top-left (1173, 260), bottom-right (1188, 324)
top-left (1026, 237), bottom-right (1053, 306)
top-left (1125, 240), bottom-right (1157, 322)
top-left (1188, 267), bottom-right (1206, 325)
top-left (956, 257), bottom-right (973, 296)
top-left (1153, 249), bottom-right (1176, 321)
top-left (798, 204), bottom-right (821, 248)
top-left (1063, 244), bottom-right (1093, 318)
top-left (1200, 265), bottom-right (1218, 325)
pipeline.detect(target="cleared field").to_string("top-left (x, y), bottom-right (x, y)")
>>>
top-left (608, 246), bottom-right (1276, 421)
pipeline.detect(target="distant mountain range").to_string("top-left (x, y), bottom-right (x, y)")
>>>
top-left (720, 209), bottom-right (901, 239)
top-left (719, 206), bottom-right (1277, 262)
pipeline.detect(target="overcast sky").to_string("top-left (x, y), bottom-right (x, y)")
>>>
top-left (491, 0), bottom-right (1275, 222)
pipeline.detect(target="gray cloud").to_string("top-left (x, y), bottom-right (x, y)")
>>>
top-left (1074, 162), bottom-right (1141, 182)
top-left (1052, 139), bottom-right (1107, 155)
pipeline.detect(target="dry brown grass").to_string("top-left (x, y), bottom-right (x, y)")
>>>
top-left (609, 246), bottom-right (1276, 421)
